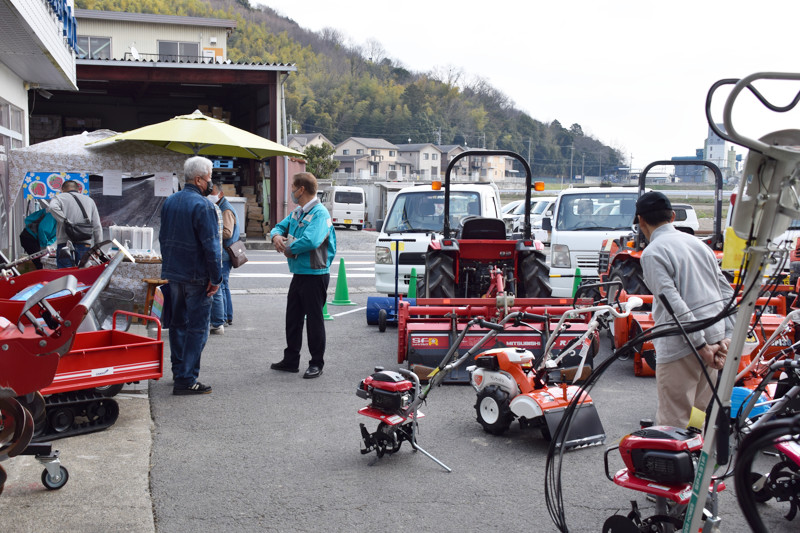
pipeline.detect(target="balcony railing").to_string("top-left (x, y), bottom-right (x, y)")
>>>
top-left (122, 52), bottom-right (222, 63)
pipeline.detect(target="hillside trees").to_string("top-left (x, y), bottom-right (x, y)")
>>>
top-left (76, 0), bottom-right (623, 177)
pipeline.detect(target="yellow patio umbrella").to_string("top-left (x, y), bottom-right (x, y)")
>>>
top-left (89, 110), bottom-right (304, 160)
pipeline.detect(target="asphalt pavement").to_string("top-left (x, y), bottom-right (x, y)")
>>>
top-left (0, 229), bottom-right (791, 532)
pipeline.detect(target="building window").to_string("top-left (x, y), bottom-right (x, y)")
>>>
top-left (389, 164), bottom-right (396, 170)
top-left (432, 153), bottom-right (438, 160)
top-left (389, 150), bottom-right (395, 157)
top-left (371, 149), bottom-right (379, 156)
top-left (423, 153), bottom-right (429, 160)
top-left (0, 99), bottom-right (24, 250)
top-left (342, 149), bottom-right (349, 155)
top-left (158, 41), bottom-right (200, 62)
top-left (356, 149), bottom-right (364, 155)
top-left (77, 36), bottom-right (111, 59)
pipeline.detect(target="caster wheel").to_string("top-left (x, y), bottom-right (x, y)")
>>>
top-left (41, 465), bottom-right (69, 490)
top-left (378, 309), bottom-right (387, 332)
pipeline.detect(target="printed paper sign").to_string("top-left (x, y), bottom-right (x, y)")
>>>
top-left (103, 169), bottom-right (123, 196)
top-left (154, 173), bottom-right (173, 197)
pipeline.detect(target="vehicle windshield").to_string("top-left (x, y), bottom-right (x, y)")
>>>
top-left (383, 191), bottom-right (481, 232)
top-left (334, 191), bottom-right (363, 204)
top-left (531, 200), bottom-right (551, 216)
top-left (555, 192), bottom-right (638, 231)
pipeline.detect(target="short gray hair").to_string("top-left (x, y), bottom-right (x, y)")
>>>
top-left (184, 156), bottom-right (213, 182)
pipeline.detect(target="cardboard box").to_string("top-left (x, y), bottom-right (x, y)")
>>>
top-left (212, 106), bottom-right (223, 119)
top-left (197, 104), bottom-right (209, 114)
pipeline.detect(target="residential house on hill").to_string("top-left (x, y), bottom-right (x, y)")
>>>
top-left (395, 143), bottom-right (442, 180)
top-left (334, 137), bottom-right (410, 179)
top-left (287, 133), bottom-right (333, 152)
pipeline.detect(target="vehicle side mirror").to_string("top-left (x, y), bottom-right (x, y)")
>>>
top-left (376, 219), bottom-right (384, 232)
top-left (542, 217), bottom-right (552, 231)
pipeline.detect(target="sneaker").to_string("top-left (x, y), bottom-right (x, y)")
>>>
top-left (173, 382), bottom-right (212, 395)
top-left (210, 324), bottom-right (224, 335)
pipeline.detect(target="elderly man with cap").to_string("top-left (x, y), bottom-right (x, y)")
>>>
top-left (637, 191), bottom-right (734, 428)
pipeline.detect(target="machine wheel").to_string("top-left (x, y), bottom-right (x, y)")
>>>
top-left (475, 386), bottom-right (513, 435)
top-left (517, 251), bottom-right (551, 298)
top-left (41, 465), bottom-right (69, 490)
top-left (426, 252), bottom-right (455, 298)
top-left (378, 309), bottom-right (388, 332)
top-left (77, 240), bottom-right (112, 268)
top-left (356, 225), bottom-right (363, 231)
top-left (47, 407), bottom-right (75, 434)
top-left (91, 384), bottom-right (124, 398)
top-left (608, 261), bottom-right (649, 299)
top-left (416, 274), bottom-right (427, 298)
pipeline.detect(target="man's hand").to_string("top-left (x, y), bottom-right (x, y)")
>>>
top-left (206, 281), bottom-right (220, 297)
top-left (698, 342), bottom-right (725, 370)
top-left (272, 235), bottom-right (287, 254)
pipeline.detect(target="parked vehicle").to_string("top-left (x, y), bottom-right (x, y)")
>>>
top-left (542, 186), bottom-right (641, 297)
top-left (501, 199), bottom-right (524, 214)
top-left (374, 181), bottom-right (503, 295)
top-left (511, 196), bottom-right (555, 240)
top-left (320, 186), bottom-right (366, 230)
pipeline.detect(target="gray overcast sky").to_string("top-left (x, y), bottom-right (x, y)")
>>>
top-left (255, 0), bottom-right (800, 171)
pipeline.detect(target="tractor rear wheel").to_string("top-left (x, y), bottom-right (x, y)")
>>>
top-left (517, 251), bottom-right (551, 298)
top-left (475, 386), bottom-right (513, 435)
top-left (608, 260), bottom-right (649, 299)
top-left (426, 252), bottom-right (455, 298)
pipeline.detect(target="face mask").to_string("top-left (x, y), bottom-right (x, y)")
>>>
top-left (291, 189), bottom-right (301, 204)
top-left (201, 179), bottom-right (213, 196)
top-left (208, 193), bottom-right (220, 203)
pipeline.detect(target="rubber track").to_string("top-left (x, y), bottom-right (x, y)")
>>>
top-left (31, 390), bottom-right (120, 442)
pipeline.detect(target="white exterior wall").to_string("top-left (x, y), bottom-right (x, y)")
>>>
top-left (77, 19), bottom-right (229, 61)
top-left (0, 63), bottom-right (29, 142)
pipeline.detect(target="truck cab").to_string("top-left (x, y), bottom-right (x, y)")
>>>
top-left (374, 182), bottom-right (502, 295)
top-left (543, 187), bottom-right (640, 297)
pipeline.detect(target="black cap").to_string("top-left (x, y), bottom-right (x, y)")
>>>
top-left (636, 191), bottom-right (672, 216)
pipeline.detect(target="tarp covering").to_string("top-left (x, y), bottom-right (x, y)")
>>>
top-left (9, 131), bottom-right (188, 252)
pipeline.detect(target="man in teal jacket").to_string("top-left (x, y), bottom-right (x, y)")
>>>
top-left (270, 172), bottom-right (336, 378)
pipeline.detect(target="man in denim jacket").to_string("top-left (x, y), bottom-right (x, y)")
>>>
top-left (270, 172), bottom-right (336, 379)
top-left (160, 156), bottom-right (222, 395)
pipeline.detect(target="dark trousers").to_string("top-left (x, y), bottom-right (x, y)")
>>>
top-left (56, 243), bottom-right (90, 269)
top-left (283, 273), bottom-right (330, 368)
top-left (168, 281), bottom-right (213, 388)
top-left (19, 231), bottom-right (43, 269)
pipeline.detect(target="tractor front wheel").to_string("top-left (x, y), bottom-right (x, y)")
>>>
top-left (475, 386), bottom-right (513, 435)
top-left (608, 260), bottom-right (649, 303)
top-left (426, 252), bottom-right (455, 298)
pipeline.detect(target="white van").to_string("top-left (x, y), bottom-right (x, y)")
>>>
top-left (543, 187), bottom-right (640, 297)
top-left (321, 186), bottom-right (366, 230)
top-left (374, 183), bottom-right (502, 295)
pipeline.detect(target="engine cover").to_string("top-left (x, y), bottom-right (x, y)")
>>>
top-left (619, 426), bottom-right (703, 484)
top-left (357, 370), bottom-right (415, 414)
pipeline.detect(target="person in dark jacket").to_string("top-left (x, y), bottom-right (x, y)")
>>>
top-left (209, 181), bottom-right (240, 332)
top-left (160, 156), bottom-right (222, 395)
top-left (269, 172), bottom-right (336, 379)
top-left (20, 208), bottom-right (56, 269)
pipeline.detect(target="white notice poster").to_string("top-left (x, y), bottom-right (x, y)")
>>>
top-left (103, 169), bottom-right (122, 196)
top-left (154, 173), bottom-right (173, 197)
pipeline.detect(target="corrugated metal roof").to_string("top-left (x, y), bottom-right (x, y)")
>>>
top-left (74, 9), bottom-right (236, 29)
top-left (76, 58), bottom-right (297, 72)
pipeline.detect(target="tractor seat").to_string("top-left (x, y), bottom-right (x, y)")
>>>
top-left (460, 217), bottom-right (507, 240)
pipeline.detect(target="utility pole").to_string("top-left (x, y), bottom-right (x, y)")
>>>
top-left (581, 153), bottom-right (585, 181)
top-left (288, 115), bottom-right (294, 134)
top-left (481, 132), bottom-right (486, 149)
top-left (526, 138), bottom-right (532, 169)
top-left (569, 144), bottom-right (574, 184)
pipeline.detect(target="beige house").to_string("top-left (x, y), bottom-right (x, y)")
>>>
top-left (287, 133), bottom-right (333, 153)
top-left (395, 143), bottom-right (442, 179)
top-left (334, 137), bottom-right (410, 179)
top-left (74, 9), bottom-right (235, 62)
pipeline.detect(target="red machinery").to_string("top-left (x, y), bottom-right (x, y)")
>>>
top-left (603, 425), bottom-right (726, 532)
top-left (397, 296), bottom-right (596, 383)
top-left (0, 245), bottom-right (163, 493)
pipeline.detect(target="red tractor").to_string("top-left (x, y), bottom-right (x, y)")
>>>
top-left (417, 149), bottom-right (550, 300)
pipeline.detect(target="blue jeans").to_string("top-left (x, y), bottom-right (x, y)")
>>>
top-left (210, 259), bottom-right (232, 327)
top-left (56, 243), bottom-right (90, 269)
top-left (168, 281), bottom-right (213, 388)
